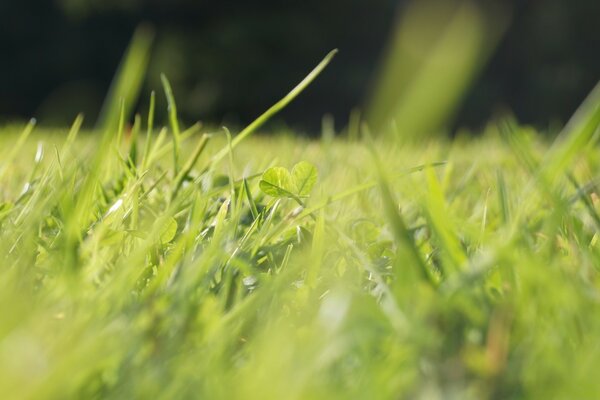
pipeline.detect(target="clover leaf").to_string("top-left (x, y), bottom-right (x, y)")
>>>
top-left (259, 161), bottom-right (318, 201)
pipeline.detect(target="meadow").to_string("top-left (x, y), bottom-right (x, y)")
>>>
top-left (1, 44), bottom-right (600, 399)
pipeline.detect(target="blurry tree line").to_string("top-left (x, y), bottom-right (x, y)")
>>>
top-left (0, 0), bottom-right (598, 132)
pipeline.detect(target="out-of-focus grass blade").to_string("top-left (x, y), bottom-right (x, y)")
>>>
top-left (0, 118), bottom-right (35, 181)
top-left (306, 209), bottom-right (325, 288)
top-left (141, 91), bottom-right (156, 170)
top-left (347, 108), bottom-right (361, 141)
top-left (567, 173), bottom-right (600, 231)
top-left (364, 131), bottom-right (438, 287)
top-left (425, 167), bottom-right (467, 274)
top-left (96, 24), bottom-right (154, 134)
top-left (295, 161), bottom-right (446, 221)
top-left (61, 113), bottom-right (84, 155)
top-left (64, 26), bottom-right (153, 272)
top-left (128, 114), bottom-right (142, 167)
top-left (541, 82), bottom-right (600, 181)
top-left (379, 175), bottom-right (435, 286)
top-left (498, 118), bottom-right (539, 175)
top-left (367, 0), bottom-right (508, 139)
top-left (224, 127), bottom-right (238, 214)
top-left (497, 171), bottom-right (510, 224)
top-left (160, 74), bottom-right (181, 174)
top-left (115, 98), bottom-right (126, 147)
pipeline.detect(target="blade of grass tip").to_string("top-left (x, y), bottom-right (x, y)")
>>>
top-left (161, 74), bottom-right (181, 175)
top-left (96, 24), bottom-right (154, 134)
top-left (64, 29), bottom-right (156, 273)
top-left (498, 118), bottom-right (539, 175)
top-left (171, 133), bottom-right (211, 200)
top-left (230, 160), bottom-right (247, 242)
top-left (347, 107), bottom-right (361, 141)
top-left (498, 119), bottom-right (561, 232)
top-left (151, 122), bottom-right (203, 163)
top-left (141, 91), bottom-right (156, 170)
top-left (224, 127), bottom-right (236, 181)
top-left (181, 122), bottom-right (203, 138)
top-left (0, 118), bottom-right (36, 182)
top-left (224, 127), bottom-right (237, 211)
top-left (25, 141), bottom-right (44, 183)
top-left (363, 128), bottom-right (437, 287)
top-left (210, 49), bottom-right (338, 166)
top-left (61, 113), bottom-right (84, 155)
top-left (146, 127), bottom-right (168, 167)
top-left (542, 82), bottom-right (600, 181)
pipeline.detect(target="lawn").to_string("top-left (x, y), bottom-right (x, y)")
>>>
top-left (1, 91), bottom-right (600, 399)
top-left (1, 44), bottom-right (600, 399)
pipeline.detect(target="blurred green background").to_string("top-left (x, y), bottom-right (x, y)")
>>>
top-left (0, 0), bottom-right (598, 133)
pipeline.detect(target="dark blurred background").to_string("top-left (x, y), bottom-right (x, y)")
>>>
top-left (0, 0), bottom-right (598, 133)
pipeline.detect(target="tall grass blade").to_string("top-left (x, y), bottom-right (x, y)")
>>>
top-left (542, 82), bottom-right (600, 181)
top-left (96, 25), bottom-right (154, 133)
top-left (210, 49), bottom-right (338, 165)
top-left (161, 73), bottom-right (182, 174)
top-left (171, 133), bottom-right (211, 200)
top-left (141, 91), bottom-right (156, 169)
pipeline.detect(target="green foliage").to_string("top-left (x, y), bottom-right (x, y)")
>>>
top-left (259, 161), bottom-right (318, 202)
top-left (96, 25), bottom-right (154, 133)
top-left (292, 161), bottom-right (319, 197)
top-left (1, 42), bottom-right (600, 399)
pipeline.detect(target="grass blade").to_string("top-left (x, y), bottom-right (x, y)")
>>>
top-left (161, 74), bottom-right (181, 174)
top-left (210, 49), bottom-right (338, 166)
top-left (171, 133), bottom-right (211, 200)
top-left (96, 24), bottom-right (154, 133)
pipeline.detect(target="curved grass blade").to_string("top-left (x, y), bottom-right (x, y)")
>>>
top-left (171, 133), bottom-right (211, 200)
top-left (210, 49), bottom-right (338, 166)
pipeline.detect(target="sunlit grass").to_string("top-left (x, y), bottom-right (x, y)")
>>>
top-left (1, 15), bottom-right (600, 399)
top-left (1, 88), bottom-right (600, 398)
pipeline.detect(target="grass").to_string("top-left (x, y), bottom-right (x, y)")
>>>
top-left (1, 35), bottom-right (600, 398)
top-left (1, 98), bottom-right (600, 399)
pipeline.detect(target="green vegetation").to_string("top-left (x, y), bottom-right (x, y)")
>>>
top-left (2, 28), bottom-right (600, 400)
top-left (0, 81), bottom-right (599, 398)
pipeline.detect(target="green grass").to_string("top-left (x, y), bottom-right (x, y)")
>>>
top-left (2, 31), bottom-right (600, 398)
top-left (1, 95), bottom-right (600, 399)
